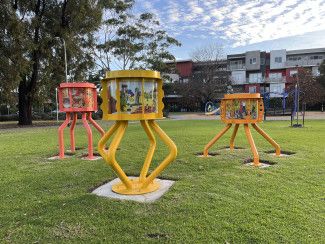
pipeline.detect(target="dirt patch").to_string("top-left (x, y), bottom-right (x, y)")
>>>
top-left (243, 158), bottom-right (277, 166)
top-left (195, 152), bottom-right (220, 157)
top-left (146, 233), bottom-right (169, 240)
top-left (265, 150), bottom-right (296, 156)
top-left (220, 146), bottom-right (245, 150)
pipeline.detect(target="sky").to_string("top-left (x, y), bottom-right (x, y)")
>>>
top-left (134, 0), bottom-right (325, 59)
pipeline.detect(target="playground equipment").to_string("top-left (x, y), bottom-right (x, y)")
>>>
top-left (57, 82), bottom-right (104, 159)
top-left (98, 70), bottom-right (177, 195)
top-left (203, 93), bottom-right (281, 166)
top-left (205, 101), bottom-right (220, 115)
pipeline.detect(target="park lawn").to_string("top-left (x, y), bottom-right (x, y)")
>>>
top-left (0, 119), bottom-right (324, 243)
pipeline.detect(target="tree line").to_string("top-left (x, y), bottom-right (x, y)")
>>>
top-left (0, 0), bottom-right (181, 125)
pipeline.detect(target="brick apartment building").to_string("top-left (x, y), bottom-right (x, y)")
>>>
top-left (167, 47), bottom-right (325, 98)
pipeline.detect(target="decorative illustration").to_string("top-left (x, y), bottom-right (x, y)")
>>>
top-left (143, 81), bottom-right (158, 113)
top-left (107, 82), bottom-right (117, 114)
top-left (119, 80), bottom-right (142, 114)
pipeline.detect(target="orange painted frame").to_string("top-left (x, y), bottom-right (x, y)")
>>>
top-left (58, 82), bottom-right (97, 112)
top-left (220, 93), bottom-right (264, 124)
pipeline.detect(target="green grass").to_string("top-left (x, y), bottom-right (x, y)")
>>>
top-left (0, 120), bottom-right (324, 243)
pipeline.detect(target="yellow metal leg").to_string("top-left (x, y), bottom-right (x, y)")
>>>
top-left (98, 121), bottom-right (120, 162)
top-left (98, 121), bottom-right (133, 190)
top-left (139, 120), bottom-right (156, 182)
top-left (244, 124), bottom-right (260, 166)
top-left (141, 120), bottom-right (177, 189)
top-left (252, 123), bottom-right (281, 156)
top-left (98, 120), bottom-right (177, 195)
top-left (203, 124), bottom-right (232, 156)
top-left (230, 124), bottom-right (239, 151)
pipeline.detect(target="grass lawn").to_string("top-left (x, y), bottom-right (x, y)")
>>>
top-left (0, 120), bottom-right (324, 243)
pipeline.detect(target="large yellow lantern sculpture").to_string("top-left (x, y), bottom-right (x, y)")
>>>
top-left (203, 93), bottom-right (281, 166)
top-left (98, 70), bottom-right (177, 195)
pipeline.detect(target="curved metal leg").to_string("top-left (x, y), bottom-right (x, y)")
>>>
top-left (142, 120), bottom-right (177, 189)
top-left (230, 124), bottom-right (239, 151)
top-left (244, 124), bottom-right (260, 166)
top-left (98, 121), bottom-right (120, 161)
top-left (88, 112), bottom-right (105, 136)
top-left (252, 123), bottom-right (281, 156)
top-left (105, 121), bottom-right (132, 189)
top-left (203, 124), bottom-right (232, 156)
top-left (69, 112), bottom-right (77, 153)
top-left (82, 112), bottom-right (94, 160)
top-left (58, 112), bottom-right (71, 159)
top-left (139, 120), bottom-right (156, 182)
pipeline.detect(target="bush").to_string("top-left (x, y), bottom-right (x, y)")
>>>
top-left (0, 114), bottom-right (19, 122)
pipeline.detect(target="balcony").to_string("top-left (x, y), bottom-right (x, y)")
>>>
top-left (285, 59), bottom-right (323, 68)
top-left (265, 77), bottom-right (286, 83)
top-left (229, 64), bottom-right (245, 70)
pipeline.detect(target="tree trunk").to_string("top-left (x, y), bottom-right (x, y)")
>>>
top-left (18, 81), bottom-right (33, 125)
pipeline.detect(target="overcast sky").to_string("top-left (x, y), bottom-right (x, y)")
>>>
top-left (134, 0), bottom-right (325, 59)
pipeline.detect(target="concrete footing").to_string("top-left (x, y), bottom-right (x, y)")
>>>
top-left (92, 177), bottom-right (175, 203)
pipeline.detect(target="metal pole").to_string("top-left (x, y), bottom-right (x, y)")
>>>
top-left (55, 88), bottom-right (59, 122)
top-left (62, 39), bottom-right (68, 82)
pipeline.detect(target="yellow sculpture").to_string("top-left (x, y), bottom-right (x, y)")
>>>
top-left (98, 70), bottom-right (177, 195)
top-left (203, 93), bottom-right (281, 166)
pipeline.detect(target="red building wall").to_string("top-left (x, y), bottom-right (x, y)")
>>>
top-left (176, 61), bottom-right (193, 77)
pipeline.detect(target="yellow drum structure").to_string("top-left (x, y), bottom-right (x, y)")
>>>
top-left (203, 93), bottom-right (281, 166)
top-left (98, 70), bottom-right (177, 195)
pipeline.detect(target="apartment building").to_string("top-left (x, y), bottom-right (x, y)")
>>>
top-left (228, 47), bottom-right (325, 97)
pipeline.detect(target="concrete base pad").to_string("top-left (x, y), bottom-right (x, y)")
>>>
top-left (81, 156), bottom-right (102, 161)
top-left (269, 153), bottom-right (291, 157)
top-left (47, 155), bottom-right (71, 160)
top-left (92, 177), bottom-right (175, 203)
top-left (245, 162), bottom-right (272, 168)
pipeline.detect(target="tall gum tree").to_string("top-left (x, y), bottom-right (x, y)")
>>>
top-left (0, 0), bottom-right (104, 125)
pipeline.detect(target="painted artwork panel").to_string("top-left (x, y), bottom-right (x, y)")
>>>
top-left (143, 80), bottom-right (158, 113)
top-left (71, 88), bottom-right (85, 108)
top-left (107, 81), bottom-right (117, 114)
top-left (84, 88), bottom-right (94, 108)
top-left (250, 100), bottom-right (258, 119)
top-left (119, 80), bottom-right (142, 114)
top-left (62, 88), bottom-right (70, 108)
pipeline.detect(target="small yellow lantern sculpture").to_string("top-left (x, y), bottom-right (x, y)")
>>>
top-left (203, 93), bottom-right (281, 166)
top-left (98, 70), bottom-right (177, 195)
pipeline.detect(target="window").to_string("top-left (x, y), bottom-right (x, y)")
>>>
top-left (275, 57), bottom-right (282, 63)
top-left (289, 70), bottom-right (298, 77)
top-left (310, 55), bottom-right (323, 60)
top-left (260, 58), bottom-right (265, 65)
top-left (249, 86), bottom-right (257, 93)
top-left (230, 60), bottom-right (243, 69)
top-left (288, 56), bottom-right (301, 61)
top-left (249, 58), bottom-right (257, 64)
top-left (249, 73), bottom-right (262, 83)
top-left (269, 72), bottom-right (283, 81)
top-left (270, 84), bottom-right (285, 94)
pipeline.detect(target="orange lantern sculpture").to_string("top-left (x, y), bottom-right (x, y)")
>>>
top-left (203, 93), bottom-right (281, 166)
top-left (57, 82), bottom-right (104, 159)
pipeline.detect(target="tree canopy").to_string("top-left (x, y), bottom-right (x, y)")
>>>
top-left (0, 0), bottom-right (181, 124)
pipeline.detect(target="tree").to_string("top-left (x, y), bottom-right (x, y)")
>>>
top-left (291, 67), bottom-right (325, 106)
top-left (0, 0), bottom-right (105, 125)
top-left (96, 7), bottom-right (181, 71)
top-left (175, 43), bottom-right (231, 111)
top-left (318, 60), bottom-right (325, 88)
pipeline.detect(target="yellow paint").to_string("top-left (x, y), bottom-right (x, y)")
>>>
top-left (100, 70), bottom-right (164, 121)
top-left (98, 70), bottom-right (177, 195)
